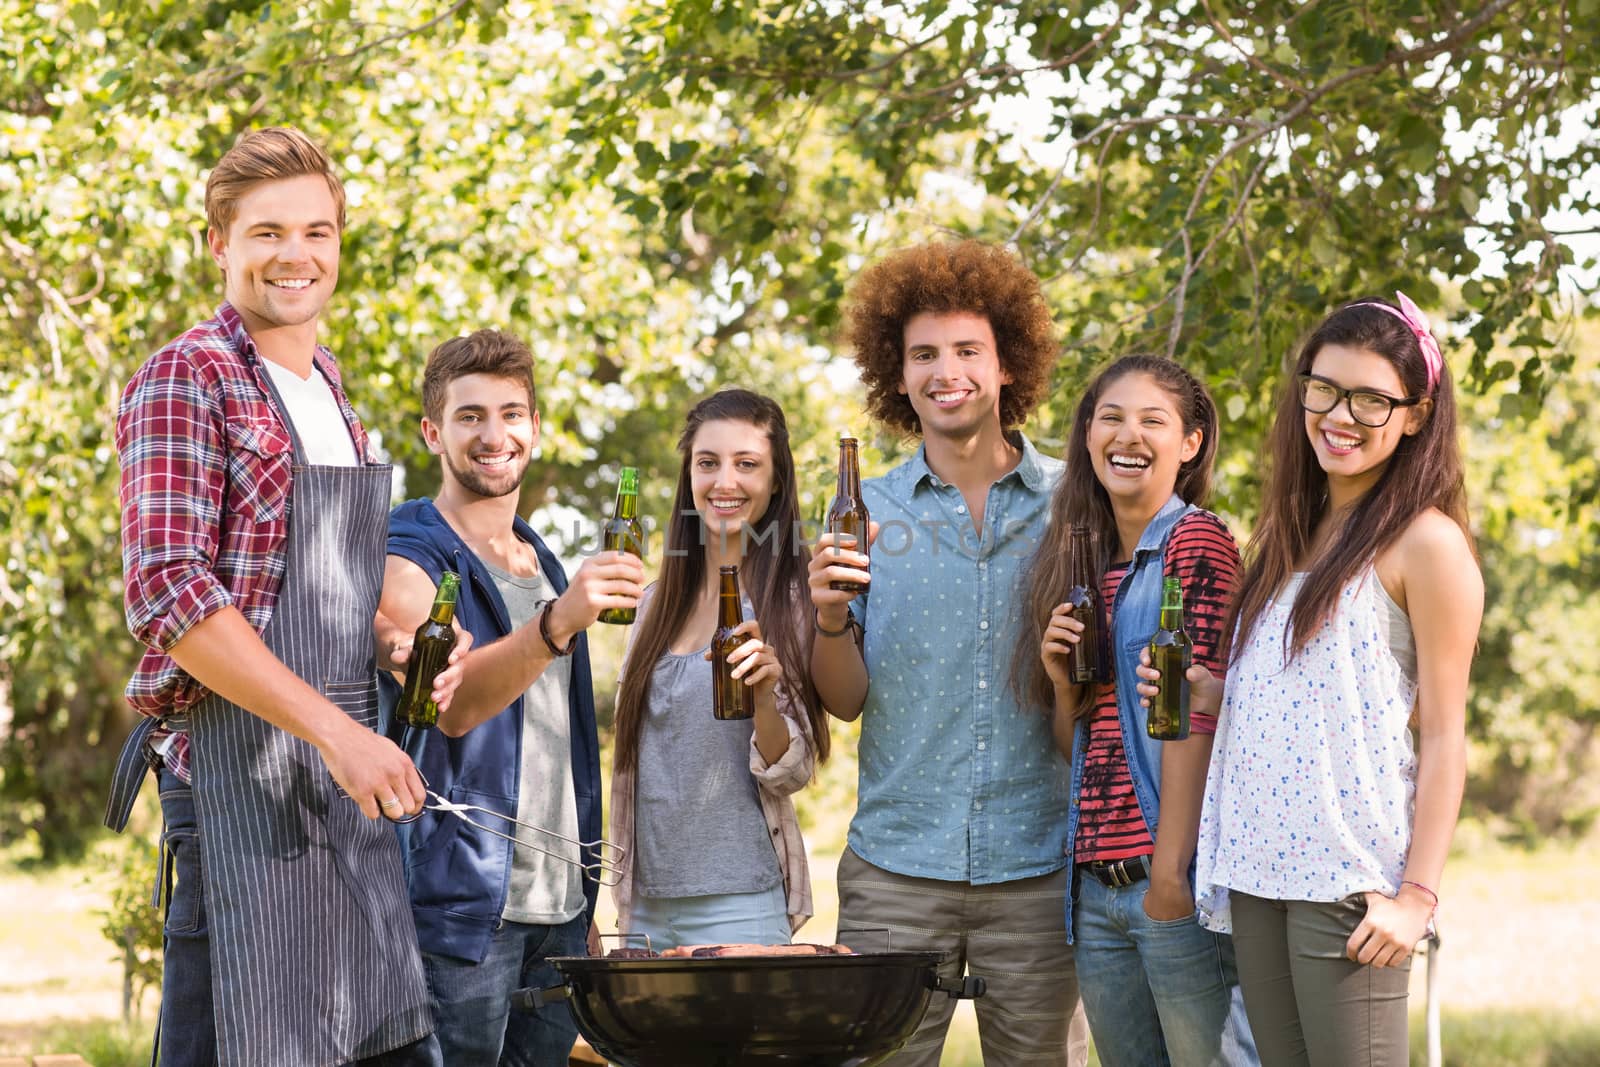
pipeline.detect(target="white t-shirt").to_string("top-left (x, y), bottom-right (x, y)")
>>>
top-left (262, 358), bottom-right (360, 467)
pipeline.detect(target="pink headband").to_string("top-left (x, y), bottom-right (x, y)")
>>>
top-left (1353, 292), bottom-right (1443, 393)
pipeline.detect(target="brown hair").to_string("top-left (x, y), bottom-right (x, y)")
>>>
top-left (422, 329), bottom-right (538, 422)
top-left (205, 126), bottom-right (347, 235)
top-left (1222, 298), bottom-right (1472, 664)
top-left (613, 390), bottom-right (828, 779)
top-left (1012, 355), bottom-right (1219, 716)
top-left (845, 240), bottom-right (1058, 435)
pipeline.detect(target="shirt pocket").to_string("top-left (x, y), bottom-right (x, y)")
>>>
top-left (324, 678), bottom-right (379, 732)
top-left (224, 417), bottom-right (294, 523)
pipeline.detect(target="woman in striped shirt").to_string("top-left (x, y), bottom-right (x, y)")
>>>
top-left (1016, 355), bottom-right (1256, 1067)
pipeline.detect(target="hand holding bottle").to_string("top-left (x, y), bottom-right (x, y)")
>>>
top-left (1040, 603), bottom-right (1088, 691)
top-left (1134, 648), bottom-right (1225, 720)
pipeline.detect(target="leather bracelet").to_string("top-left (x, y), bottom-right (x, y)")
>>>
top-left (813, 608), bottom-right (853, 638)
top-left (538, 601), bottom-right (577, 657)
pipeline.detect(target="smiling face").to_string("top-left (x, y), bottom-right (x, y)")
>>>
top-left (1304, 342), bottom-right (1429, 496)
top-left (1085, 371), bottom-right (1202, 516)
top-left (688, 418), bottom-right (776, 546)
top-left (207, 173), bottom-right (341, 337)
top-left (422, 373), bottom-right (539, 500)
top-left (898, 311), bottom-right (1012, 441)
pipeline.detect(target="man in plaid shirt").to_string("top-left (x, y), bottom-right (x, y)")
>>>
top-left (110, 127), bottom-right (459, 1065)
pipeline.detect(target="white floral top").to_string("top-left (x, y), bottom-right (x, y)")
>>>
top-left (1196, 570), bottom-right (1418, 933)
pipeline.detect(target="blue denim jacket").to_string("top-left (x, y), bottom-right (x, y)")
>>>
top-left (1064, 493), bottom-right (1197, 943)
top-left (383, 498), bottom-right (601, 964)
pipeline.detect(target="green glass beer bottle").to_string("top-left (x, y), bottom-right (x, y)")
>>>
top-left (395, 571), bottom-right (460, 732)
top-left (1146, 576), bottom-right (1192, 741)
top-left (598, 465), bottom-right (644, 625)
top-left (826, 435), bottom-right (870, 593)
top-left (711, 565), bottom-right (755, 720)
top-left (1063, 524), bottom-right (1105, 685)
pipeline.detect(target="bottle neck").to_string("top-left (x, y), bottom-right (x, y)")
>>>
top-left (1158, 600), bottom-right (1183, 631)
top-left (1066, 529), bottom-right (1091, 583)
top-left (613, 487), bottom-right (637, 521)
top-left (429, 598), bottom-right (456, 627)
top-left (717, 573), bottom-right (744, 627)
top-left (836, 443), bottom-right (860, 497)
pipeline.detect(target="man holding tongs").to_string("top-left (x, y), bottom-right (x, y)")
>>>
top-left (107, 128), bottom-right (468, 1065)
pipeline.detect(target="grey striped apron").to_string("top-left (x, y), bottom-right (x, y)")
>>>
top-left (190, 385), bottom-right (431, 1066)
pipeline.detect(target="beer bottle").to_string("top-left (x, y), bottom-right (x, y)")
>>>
top-left (598, 465), bottom-right (644, 624)
top-left (394, 571), bottom-right (460, 734)
top-left (825, 435), bottom-right (870, 593)
top-left (711, 565), bottom-right (755, 720)
top-left (1062, 525), bottom-right (1105, 684)
top-left (1146, 576), bottom-right (1192, 741)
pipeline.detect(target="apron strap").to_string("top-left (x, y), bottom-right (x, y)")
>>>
top-left (103, 716), bottom-right (162, 833)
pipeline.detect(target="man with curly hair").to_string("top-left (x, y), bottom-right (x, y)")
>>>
top-left (808, 240), bottom-right (1088, 1065)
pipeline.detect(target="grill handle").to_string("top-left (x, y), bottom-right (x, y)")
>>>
top-left (510, 984), bottom-right (569, 1013)
top-left (932, 974), bottom-right (986, 1000)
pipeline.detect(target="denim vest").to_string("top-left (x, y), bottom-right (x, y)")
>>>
top-left (1063, 493), bottom-right (1196, 943)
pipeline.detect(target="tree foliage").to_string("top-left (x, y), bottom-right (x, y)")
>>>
top-left (3, 0), bottom-right (1597, 858)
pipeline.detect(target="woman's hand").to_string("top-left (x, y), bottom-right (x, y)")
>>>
top-left (1041, 603), bottom-right (1084, 690)
top-left (724, 619), bottom-right (782, 708)
top-left (1142, 873), bottom-right (1196, 923)
top-left (1134, 648), bottom-right (1225, 719)
top-left (1346, 888), bottom-right (1433, 968)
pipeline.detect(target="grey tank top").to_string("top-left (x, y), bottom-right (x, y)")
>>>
top-left (634, 617), bottom-right (781, 899)
top-left (483, 560), bottom-right (584, 925)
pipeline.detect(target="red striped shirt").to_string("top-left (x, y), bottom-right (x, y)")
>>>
top-left (1074, 510), bottom-right (1240, 863)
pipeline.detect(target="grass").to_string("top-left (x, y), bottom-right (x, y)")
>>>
top-left (2, 788), bottom-right (1595, 1065)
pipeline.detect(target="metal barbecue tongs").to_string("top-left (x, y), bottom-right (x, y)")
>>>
top-left (352, 728), bottom-right (628, 887)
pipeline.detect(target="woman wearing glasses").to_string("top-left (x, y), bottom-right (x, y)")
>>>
top-left (1149, 295), bottom-right (1482, 1065)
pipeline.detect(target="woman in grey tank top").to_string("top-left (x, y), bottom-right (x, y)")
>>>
top-left (609, 390), bottom-right (832, 949)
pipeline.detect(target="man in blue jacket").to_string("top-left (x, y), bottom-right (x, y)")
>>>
top-left (378, 328), bottom-right (645, 1065)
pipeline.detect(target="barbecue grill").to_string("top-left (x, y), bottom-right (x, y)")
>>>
top-left (515, 950), bottom-right (985, 1066)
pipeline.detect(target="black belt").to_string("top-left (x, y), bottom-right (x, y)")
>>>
top-left (1080, 855), bottom-right (1151, 888)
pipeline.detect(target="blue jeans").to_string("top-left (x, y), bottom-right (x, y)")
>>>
top-left (627, 883), bottom-right (790, 952)
top-left (1072, 870), bottom-right (1257, 1067)
top-left (156, 768), bottom-right (216, 1067)
top-left (422, 913), bottom-right (587, 1067)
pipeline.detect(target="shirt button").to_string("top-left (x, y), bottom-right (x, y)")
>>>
top-left (979, 620), bottom-right (989, 630)
top-left (978, 561), bottom-right (987, 571)
top-left (956, 505), bottom-right (967, 514)
top-left (974, 801), bottom-right (984, 811)
top-left (977, 741), bottom-right (986, 751)
top-left (978, 680), bottom-right (988, 690)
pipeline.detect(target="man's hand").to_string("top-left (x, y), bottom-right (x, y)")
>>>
top-left (547, 550), bottom-right (646, 644)
top-left (319, 714), bottom-right (427, 820)
top-left (385, 624), bottom-right (475, 712)
top-left (1142, 873), bottom-right (1197, 923)
top-left (807, 523), bottom-right (878, 633)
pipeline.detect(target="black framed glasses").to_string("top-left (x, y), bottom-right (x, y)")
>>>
top-left (1297, 374), bottom-right (1422, 428)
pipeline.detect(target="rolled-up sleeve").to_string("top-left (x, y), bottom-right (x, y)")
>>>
top-left (749, 687), bottom-right (816, 796)
top-left (117, 348), bottom-right (232, 651)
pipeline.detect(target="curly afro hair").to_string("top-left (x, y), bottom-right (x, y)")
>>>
top-left (844, 240), bottom-right (1059, 436)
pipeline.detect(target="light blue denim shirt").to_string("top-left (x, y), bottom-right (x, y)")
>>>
top-left (847, 435), bottom-right (1070, 884)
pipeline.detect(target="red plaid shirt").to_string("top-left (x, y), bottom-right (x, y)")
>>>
top-left (117, 302), bottom-right (372, 780)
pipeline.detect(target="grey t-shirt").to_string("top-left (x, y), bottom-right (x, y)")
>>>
top-left (634, 611), bottom-right (781, 899)
top-left (483, 560), bottom-right (584, 925)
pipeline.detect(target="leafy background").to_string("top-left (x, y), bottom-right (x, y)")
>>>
top-left (2, 0), bottom-right (1597, 868)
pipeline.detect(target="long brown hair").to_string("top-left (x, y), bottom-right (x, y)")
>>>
top-left (612, 390), bottom-right (827, 777)
top-left (1013, 355), bottom-right (1219, 716)
top-left (1222, 299), bottom-right (1471, 664)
